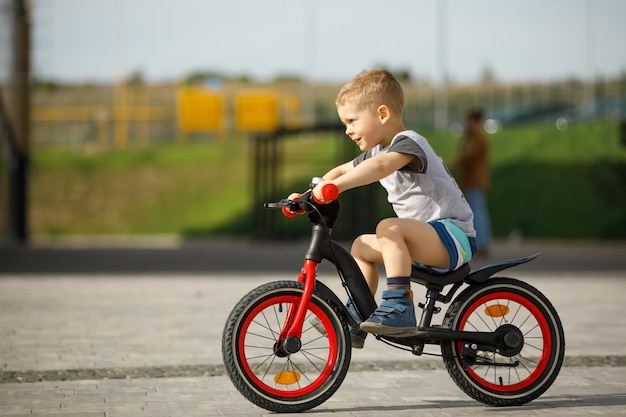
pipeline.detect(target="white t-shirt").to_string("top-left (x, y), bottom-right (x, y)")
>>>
top-left (353, 130), bottom-right (476, 237)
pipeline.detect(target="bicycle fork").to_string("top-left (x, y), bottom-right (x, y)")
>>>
top-left (275, 259), bottom-right (318, 355)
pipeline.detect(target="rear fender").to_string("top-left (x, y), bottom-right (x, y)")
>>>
top-left (467, 253), bottom-right (540, 283)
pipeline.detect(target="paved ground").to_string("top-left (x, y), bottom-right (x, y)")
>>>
top-left (0, 239), bottom-right (625, 416)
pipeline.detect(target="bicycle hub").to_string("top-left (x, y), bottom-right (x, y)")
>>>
top-left (276, 336), bottom-right (302, 355)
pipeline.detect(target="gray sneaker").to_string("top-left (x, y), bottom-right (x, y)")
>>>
top-left (359, 289), bottom-right (416, 336)
top-left (310, 300), bottom-right (367, 349)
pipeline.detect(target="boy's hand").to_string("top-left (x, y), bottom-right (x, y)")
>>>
top-left (312, 181), bottom-right (339, 204)
top-left (312, 182), bottom-right (326, 203)
top-left (282, 193), bottom-right (304, 217)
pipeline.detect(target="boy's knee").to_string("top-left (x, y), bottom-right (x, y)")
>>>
top-left (351, 235), bottom-right (367, 256)
top-left (375, 218), bottom-right (400, 238)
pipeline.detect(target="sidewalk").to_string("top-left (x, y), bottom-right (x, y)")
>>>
top-left (0, 240), bottom-right (625, 415)
top-left (1, 368), bottom-right (625, 416)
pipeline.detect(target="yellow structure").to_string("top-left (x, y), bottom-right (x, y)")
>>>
top-left (176, 87), bottom-right (224, 132)
top-left (235, 90), bottom-right (280, 132)
top-left (281, 93), bottom-right (302, 129)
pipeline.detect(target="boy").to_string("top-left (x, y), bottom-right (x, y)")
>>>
top-left (304, 69), bottom-right (476, 346)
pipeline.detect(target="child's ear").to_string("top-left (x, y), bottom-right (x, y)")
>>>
top-left (377, 105), bottom-right (390, 123)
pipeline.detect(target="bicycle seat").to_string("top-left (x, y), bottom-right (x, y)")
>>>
top-left (410, 263), bottom-right (470, 288)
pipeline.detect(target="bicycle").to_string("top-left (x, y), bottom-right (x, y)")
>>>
top-left (222, 177), bottom-right (565, 413)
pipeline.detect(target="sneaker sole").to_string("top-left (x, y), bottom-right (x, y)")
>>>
top-left (359, 322), bottom-right (416, 337)
top-left (310, 317), bottom-right (328, 337)
top-left (350, 336), bottom-right (365, 349)
top-left (312, 317), bottom-right (365, 349)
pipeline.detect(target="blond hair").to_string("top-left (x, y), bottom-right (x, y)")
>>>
top-left (336, 69), bottom-right (404, 115)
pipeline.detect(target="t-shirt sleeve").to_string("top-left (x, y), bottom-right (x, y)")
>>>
top-left (388, 135), bottom-right (428, 173)
top-left (352, 150), bottom-right (372, 167)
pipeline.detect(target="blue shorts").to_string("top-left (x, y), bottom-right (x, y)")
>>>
top-left (414, 220), bottom-right (477, 274)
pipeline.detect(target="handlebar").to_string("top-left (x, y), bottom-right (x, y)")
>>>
top-left (263, 199), bottom-right (303, 217)
top-left (263, 178), bottom-right (340, 224)
top-left (312, 183), bottom-right (339, 204)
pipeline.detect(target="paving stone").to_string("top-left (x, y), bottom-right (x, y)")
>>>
top-left (0, 240), bottom-right (625, 416)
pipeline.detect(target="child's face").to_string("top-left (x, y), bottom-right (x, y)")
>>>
top-left (337, 102), bottom-right (386, 151)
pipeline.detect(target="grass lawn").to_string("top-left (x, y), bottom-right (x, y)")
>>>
top-left (29, 121), bottom-right (626, 240)
top-left (30, 139), bottom-right (252, 236)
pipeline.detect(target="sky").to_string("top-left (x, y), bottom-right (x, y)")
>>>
top-left (31, 0), bottom-right (626, 85)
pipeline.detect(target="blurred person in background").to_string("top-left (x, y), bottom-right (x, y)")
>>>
top-left (451, 108), bottom-right (492, 257)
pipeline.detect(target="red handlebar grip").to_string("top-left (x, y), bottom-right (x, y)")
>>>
top-left (313, 183), bottom-right (339, 204)
top-left (321, 183), bottom-right (339, 201)
top-left (282, 207), bottom-right (298, 218)
top-left (282, 195), bottom-right (304, 218)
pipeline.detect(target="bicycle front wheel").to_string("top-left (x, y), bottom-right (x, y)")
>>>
top-left (441, 277), bottom-right (565, 406)
top-left (222, 280), bottom-right (351, 413)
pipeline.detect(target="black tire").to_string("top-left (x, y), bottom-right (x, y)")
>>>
top-left (441, 277), bottom-right (565, 406)
top-left (222, 280), bottom-right (352, 413)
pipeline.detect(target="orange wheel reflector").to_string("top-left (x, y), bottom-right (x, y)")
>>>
top-left (484, 304), bottom-right (510, 317)
top-left (274, 371), bottom-right (301, 385)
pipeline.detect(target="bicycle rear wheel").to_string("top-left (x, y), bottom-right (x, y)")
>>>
top-left (222, 280), bottom-right (351, 413)
top-left (441, 277), bottom-right (565, 406)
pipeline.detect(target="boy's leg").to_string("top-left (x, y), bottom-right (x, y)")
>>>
top-left (313, 233), bottom-right (384, 348)
top-left (376, 218), bottom-right (450, 276)
top-left (351, 234), bottom-right (384, 295)
top-left (360, 218), bottom-right (451, 336)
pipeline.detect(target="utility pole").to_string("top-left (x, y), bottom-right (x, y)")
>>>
top-left (435, 0), bottom-right (448, 132)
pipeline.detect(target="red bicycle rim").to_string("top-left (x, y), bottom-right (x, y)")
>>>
top-left (237, 294), bottom-right (340, 398)
top-left (457, 291), bottom-right (552, 392)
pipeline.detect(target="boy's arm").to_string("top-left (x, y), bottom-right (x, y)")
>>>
top-left (287, 161), bottom-right (354, 201)
top-left (314, 152), bottom-right (416, 201)
top-left (322, 161), bottom-right (354, 181)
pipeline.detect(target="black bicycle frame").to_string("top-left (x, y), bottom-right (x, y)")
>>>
top-left (299, 221), bottom-right (538, 356)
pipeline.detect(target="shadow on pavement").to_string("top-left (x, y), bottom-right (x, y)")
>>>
top-left (1, 239), bottom-right (625, 274)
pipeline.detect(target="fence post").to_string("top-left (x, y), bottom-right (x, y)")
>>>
top-left (7, 0), bottom-right (31, 244)
top-left (251, 132), bottom-right (281, 239)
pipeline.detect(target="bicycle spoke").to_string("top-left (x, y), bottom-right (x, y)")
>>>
top-left (245, 330), bottom-right (277, 342)
top-left (299, 350), bottom-right (327, 372)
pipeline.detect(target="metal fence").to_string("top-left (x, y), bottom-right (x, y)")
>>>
top-left (249, 124), bottom-right (393, 240)
top-left (29, 74), bottom-right (626, 151)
